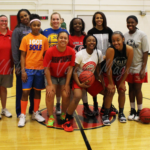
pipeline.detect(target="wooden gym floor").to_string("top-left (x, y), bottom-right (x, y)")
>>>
top-left (0, 56), bottom-right (150, 150)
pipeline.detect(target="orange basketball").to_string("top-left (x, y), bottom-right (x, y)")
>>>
top-left (139, 108), bottom-right (150, 124)
top-left (79, 71), bottom-right (95, 86)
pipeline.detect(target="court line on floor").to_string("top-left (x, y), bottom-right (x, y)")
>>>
top-left (74, 111), bottom-right (92, 150)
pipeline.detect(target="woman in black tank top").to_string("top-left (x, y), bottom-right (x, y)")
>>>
top-left (102, 31), bottom-right (133, 125)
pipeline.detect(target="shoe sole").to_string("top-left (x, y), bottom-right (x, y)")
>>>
top-left (103, 122), bottom-right (111, 126)
top-left (62, 125), bottom-right (74, 132)
top-left (83, 111), bottom-right (94, 117)
top-left (32, 118), bottom-right (45, 122)
top-left (1, 114), bottom-right (12, 118)
top-left (119, 120), bottom-right (127, 123)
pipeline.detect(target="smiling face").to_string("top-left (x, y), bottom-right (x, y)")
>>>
top-left (85, 36), bottom-right (96, 51)
top-left (112, 34), bottom-right (124, 50)
top-left (30, 21), bottom-right (41, 35)
top-left (95, 14), bottom-right (103, 27)
top-left (19, 11), bottom-right (30, 26)
top-left (51, 14), bottom-right (61, 29)
top-left (0, 16), bottom-right (8, 30)
top-left (73, 19), bottom-right (83, 33)
top-left (57, 32), bottom-right (69, 48)
top-left (127, 18), bottom-right (137, 33)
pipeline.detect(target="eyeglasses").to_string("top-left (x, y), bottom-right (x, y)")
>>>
top-left (0, 20), bottom-right (8, 23)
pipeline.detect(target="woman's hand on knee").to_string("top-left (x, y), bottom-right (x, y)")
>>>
top-left (46, 85), bottom-right (56, 98)
top-left (63, 84), bottom-right (70, 97)
top-left (118, 83), bottom-right (126, 92)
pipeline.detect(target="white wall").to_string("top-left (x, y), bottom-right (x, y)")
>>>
top-left (0, 0), bottom-right (150, 50)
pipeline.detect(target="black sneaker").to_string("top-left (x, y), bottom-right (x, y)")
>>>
top-left (102, 115), bottom-right (111, 125)
top-left (110, 104), bottom-right (118, 114)
top-left (56, 103), bottom-right (61, 115)
top-left (83, 106), bottom-right (94, 117)
top-left (119, 113), bottom-right (127, 123)
top-left (128, 108), bottom-right (136, 120)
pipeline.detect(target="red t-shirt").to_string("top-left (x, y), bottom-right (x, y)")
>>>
top-left (0, 29), bottom-right (13, 75)
top-left (44, 46), bottom-right (75, 78)
top-left (68, 35), bottom-right (85, 53)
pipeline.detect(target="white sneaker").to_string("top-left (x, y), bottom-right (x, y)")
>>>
top-left (1, 108), bottom-right (12, 118)
top-left (56, 103), bottom-right (61, 115)
top-left (32, 111), bottom-right (45, 122)
top-left (18, 114), bottom-right (26, 127)
top-left (134, 110), bottom-right (140, 121)
top-left (128, 108), bottom-right (136, 121)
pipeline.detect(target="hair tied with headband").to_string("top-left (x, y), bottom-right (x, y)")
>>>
top-left (30, 19), bottom-right (41, 24)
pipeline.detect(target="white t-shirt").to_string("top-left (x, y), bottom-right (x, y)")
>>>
top-left (124, 29), bottom-right (149, 73)
top-left (75, 49), bottom-right (103, 76)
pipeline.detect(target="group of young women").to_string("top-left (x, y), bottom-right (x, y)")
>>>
top-left (0, 9), bottom-right (148, 132)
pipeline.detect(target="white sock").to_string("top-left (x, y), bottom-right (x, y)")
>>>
top-left (130, 102), bottom-right (135, 109)
top-left (56, 97), bottom-right (61, 104)
top-left (138, 104), bottom-right (142, 110)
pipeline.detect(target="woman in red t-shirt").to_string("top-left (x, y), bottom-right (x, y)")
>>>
top-left (68, 18), bottom-right (94, 117)
top-left (0, 15), bottom-right (13, 119)
top-left (44, 31), bottom-right (75, 127)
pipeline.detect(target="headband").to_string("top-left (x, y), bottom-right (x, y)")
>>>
top-left (30, 19), bottom-right (41, 24)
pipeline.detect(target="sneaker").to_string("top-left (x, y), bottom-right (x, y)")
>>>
top-left (128, 108), bottom-right (136, 120)
top-left (32, 111), bottom-right (45, 122)
top-left (60, 112), bottom-right (66, 120)
top-left (100, 109), bottom-right (116, 116)
top-left (102, 115), bottom-right (111, 126)
top-left (47, 115), bottom-right (55, 127)
top-left (134, 110), bottom-right (140, 121)
top-left (18, 114), bottom-right (26, 127)
top-left (110, 104), bottom-right (118, 114)
top-left (62, 121), bottom-right (74, 132)
top-left (119, 113), bottom-right (127, 123)
top-left (56, 103), bottom-right (61, 115)
top-left (1, 108), bottom-right (12, 118)
top-left (83, 106), bottom-right (94, 116)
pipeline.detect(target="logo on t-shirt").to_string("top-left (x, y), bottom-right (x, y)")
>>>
top-left (74, 45), bottom-right (84, 53)
top-left (127, 39), bottom-right (139, 48)
top-left (82, 61), bottom-right (96, 72)
top-left (48, 33), bottom-right (58, 47)
top-left (29, 39), bottom-right (42, 51)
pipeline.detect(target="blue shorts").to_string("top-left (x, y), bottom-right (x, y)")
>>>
top-left (22, 69), bottom-right (45, 91)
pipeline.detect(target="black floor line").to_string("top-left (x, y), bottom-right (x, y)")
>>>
top-left (74, 111), bottom-right (92, 150)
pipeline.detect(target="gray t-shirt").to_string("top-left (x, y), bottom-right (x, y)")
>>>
top-left (124, 29), bottom-right (149, 73)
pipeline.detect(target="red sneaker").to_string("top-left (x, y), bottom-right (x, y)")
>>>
top-left (62, 121), bottom-right (74, 132)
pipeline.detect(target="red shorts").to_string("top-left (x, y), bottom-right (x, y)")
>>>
top-left (72, 79), bottom-right (103, 97)
top-left (126, 72), bottom-right (148, 83)
top-left (103, 73), bottom-right (125, 89)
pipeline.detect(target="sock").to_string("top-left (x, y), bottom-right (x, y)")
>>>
top-left (130, 102), bottom-right (135, 109)
top-left (119, 108), bottom-right (124, 114)
top-left (138, 104), bottom-right (142, 110)
top-left (83, 103), bottom-right (88, 108)
top-left (65, 113), bottom-right (72, 122)
top-left (56, 97), bottom-right (60, 104)
top-left (104, 108), bottom-right (110, 116)
top-left (21, 100), bottom-right (28, 115)
top-left (34, 99), bottom-right (40, 112)
top-left (93, 96), bottom-right (98, 109)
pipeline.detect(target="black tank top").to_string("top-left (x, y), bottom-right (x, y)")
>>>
top-left (104, 43), bottom-right (127, 76)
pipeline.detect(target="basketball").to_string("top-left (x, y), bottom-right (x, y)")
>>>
top-left (139, 108), bottom-right (150, 124)
top-left (79, 71), bottom-right (95, 86)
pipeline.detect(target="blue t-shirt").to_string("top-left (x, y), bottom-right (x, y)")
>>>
top-left (43, 28), bottom-right (69, 47)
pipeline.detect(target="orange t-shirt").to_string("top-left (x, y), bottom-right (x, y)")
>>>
top-left (19, 33), bottom-right (49, 70)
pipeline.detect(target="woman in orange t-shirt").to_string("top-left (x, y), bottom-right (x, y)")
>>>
top-left (18, 14), bottom-right (49, 127)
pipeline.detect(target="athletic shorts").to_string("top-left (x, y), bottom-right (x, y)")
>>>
top-left (126, 72), bottom-right (148, 83)
top-left (45, 76), bottom-right (66, 86)
top-left (72, 79), bottom-right (103, 97)
top-left (22, 69), bottom-right (45, 91)
top-left (0, 74), bottom-right (13, 88)
top-left (103, 73), bottom-right (125, 90)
